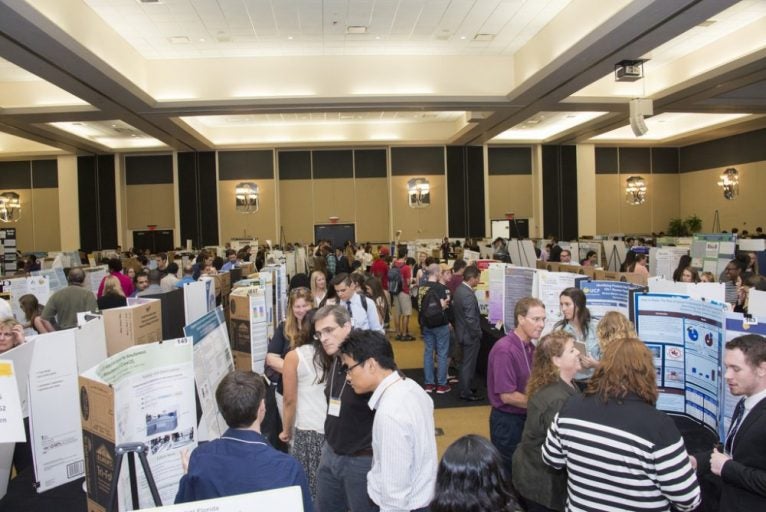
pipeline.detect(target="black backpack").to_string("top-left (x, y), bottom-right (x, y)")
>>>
top-left (388, 265), bottom-right (403, 295)
top-left (420, 285), bottom-right (448, 328)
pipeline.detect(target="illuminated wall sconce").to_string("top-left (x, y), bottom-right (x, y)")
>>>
top-left (717, 167), bottom-right (739, 200)
top-left (407, 177), bottom-right (430, 208)
top-left (235, 182), bottom-right (259, 213)
top-left (0, 192), bottom-right (21, 222)
top-left (625, 176), bottom-right (647, 205)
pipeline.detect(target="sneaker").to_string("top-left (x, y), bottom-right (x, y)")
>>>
top-left (402, 334), bottom-right (415, 341)
top-left (448, 375), bottom-right (459, 384)
top-left (424, 384), bottom-right (435, 393)
top-left (436, 385), bottom-right (452, 394)
top-left (395, 334), bottom-right (403, 341)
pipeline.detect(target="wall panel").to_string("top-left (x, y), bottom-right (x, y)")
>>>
top-left (218, 179), bottom-right (276, 242)
top-left (354, 177), bottom-right (389, 242)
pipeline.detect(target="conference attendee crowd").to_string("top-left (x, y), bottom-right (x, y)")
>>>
top-left (3, 236), bottom-right (765, 512)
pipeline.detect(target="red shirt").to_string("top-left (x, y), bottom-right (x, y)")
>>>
top-left (97, 271), bottom-right (134, 298)
top-left (394, 259), bottom-right (412, 294)
top-left (370, 259), bottom-right (389, 290)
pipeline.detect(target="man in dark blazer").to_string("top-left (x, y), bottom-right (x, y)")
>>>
top-left (452, 265), bottom-right (483, 401)
top-left (693, 334), bottom-right (766, 512)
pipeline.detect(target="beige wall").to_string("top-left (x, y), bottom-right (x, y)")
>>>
top-left (218, 179), bottom-right (277, 242)
top-left (313, 178), bottom-right (356, 224)
top-left (125, 184), bottom-right (175, 230)
top-left (487, 175), bottom-right (534, 220)
top-left (390, 175), bottom-right (446, 240)
top-left (680, 160), bottom-right (766, 232)
top-left (278, 179), bottom-right (314, 243)
top-left (596, 173), bottom-right (680, 234)
top-left (1, 187), bottom-right (61, 252)
top-left (355, 177), bottom-right (389, 242)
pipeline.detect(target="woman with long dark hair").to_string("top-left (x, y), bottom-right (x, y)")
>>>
top-left (431, 434), bottom-right (517, 512)
top-left (512, 331), bottom-right (581, 512)
top-left (18, 294), bottom-right (55, 334)
top-left (553, 287), bottom-right (599, 383)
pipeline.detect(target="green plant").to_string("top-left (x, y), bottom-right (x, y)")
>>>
top-left (667, 215), bottom-right (703, 236)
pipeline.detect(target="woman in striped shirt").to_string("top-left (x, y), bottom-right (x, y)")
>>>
top-left (542, 337), bottom-right (701, 512)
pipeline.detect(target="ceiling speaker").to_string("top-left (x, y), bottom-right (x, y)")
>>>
top-left (629, 98), bottom-right (653, 137)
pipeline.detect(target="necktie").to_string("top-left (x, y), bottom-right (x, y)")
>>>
top-left (346, 300), bottom-right (353, 317)
top-left (724, 398), bottom-right (746, 455)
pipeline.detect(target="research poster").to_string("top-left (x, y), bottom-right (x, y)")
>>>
top-left (247, 289), bottom-right (270, 374)
top-left (28, 330), bottom-right (85, 492)
top-left (474, 259), bottom-right (494, 316)
top-left (31, 268), bottom-right (67, 294)
top-left (184, 307), bottom-right (234, 439)
top-left (650, 247), bottom-right (690, 279)
top-left (690, 234), bottom-right (735, 276)
top-left (634, 294), bottom-right (726, 433)
top-left (84, 266), bottom-right (108, 296)
top-left (0, 361), bottom-right (25, 443)
top-left (81, 339), bottom-right (196, 510)
top-left (502, 266), bottom-right (536, 330)
top-left (538, 271), bottom-right (585, 335)
top-left (141, 486), bottom-right (303, 512)
top-left (487, 263), bottom-right (506, 324)
top-left (1, 276), bottom-right (50, 326)
top-left (183, 280), bottom-right (210, 326)
top-left (577, 280), bottom-right (642, 320)
top-left (648, 277), bottom-right (725, 304)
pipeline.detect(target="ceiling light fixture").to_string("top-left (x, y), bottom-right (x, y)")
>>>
top-left (629, 98), bottom-right (653, 137)
top-left (347, 26), bottom-right (368, 34)
top-left (718, 167), bottom-right (739, 200)
top-left (0, 192), bottom-right (21, 223)
top-left (473, 33), bottom-right (495, 41)
top-left (168, 36), bottom-right (191, 44)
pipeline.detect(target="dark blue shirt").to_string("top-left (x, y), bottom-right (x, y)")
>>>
top-left (174, 428), bottom-right (312, 511)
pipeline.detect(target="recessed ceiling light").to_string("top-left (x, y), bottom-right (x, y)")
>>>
top-left (169, 36), bottom-right (191, 44)
top-left (199, 38), bottom-right (205, 42)
top-left (473, 33), bottom-right (495, 42)
top-left (346, 26), bottom-right (368, 34)
top-left (136, 0), bottom-right (162, 4)
top-left (375, 36), bottom-right (381, 40)
top-left (460, 36), bottom-right (467, 40)
top-left (287, 36), bottom-right (293, 40)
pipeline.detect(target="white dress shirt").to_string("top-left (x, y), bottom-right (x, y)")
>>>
top-left (367, 371), bottom-right (437, 512)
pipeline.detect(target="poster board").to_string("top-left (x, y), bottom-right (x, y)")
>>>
top-left (487, 263), bottom-right (506, 324)
top-left (140, 486), bottom-right (304, 512)
top-left (577, 280), bottom-right (644, 320)
top-left (647, 277), bottom-right (725, 304)
top-left (650, 246), bottom-right (689, 279)
top-left (690, 233), bottom-right (735, 276)
top-left (537, 271), bottom-right (586, 335)
top-left (634, 293), bottom-right (727, 438)
top-left (183, 307), bottom-right (235, 441)
top-left (229, 286), bottom-right (270, 373)
top-left (80, 339), bottom-right (196, 511)
top-left (602, 240), bottom-right (628, 272)
top-left (31, 268), bottom-right (67, 293)
top-left (502, 266), bottom-right (537, 330)
top-left (83, 266), bottom-right (108, 296)
top-left (0, 276), bottom-right (50, 326)
top-left (145, 287), bottom-right (186, 341)
top-left (183, 280), bottom-right (209, 326)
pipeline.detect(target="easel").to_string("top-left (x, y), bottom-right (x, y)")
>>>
top-left (606, 243), bottom-right (622, 272)
top-left (106, 442), bottom-right (162, 512)
top-left (712, 210), bottom-right (721, 233)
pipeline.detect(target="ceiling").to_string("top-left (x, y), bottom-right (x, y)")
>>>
top-left (0, 0), bottom-right (766, 156)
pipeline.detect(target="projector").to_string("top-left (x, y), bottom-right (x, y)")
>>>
top-left (614, 60), bottom-right (645, 82)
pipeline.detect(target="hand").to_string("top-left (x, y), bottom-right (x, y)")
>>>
top-left (180, 448), bottom-right (191, 474)
top-left (580, 355), bottom-right (599, 369)
top-left (278, 430), bottom-right (291, 443)
top-left (689, 455), bottom-right (697, 471)
top-left (11, 324), bottom-right (25, 346)
top-left (710, 448), bottom-right (730, 475)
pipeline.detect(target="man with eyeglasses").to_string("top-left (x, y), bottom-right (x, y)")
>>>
top-left (340, 329), bottom-right (436, 512)
top-left (487, 297), bottom-right (545, 480)
top-left (313, 305), bottom-right (379, 512)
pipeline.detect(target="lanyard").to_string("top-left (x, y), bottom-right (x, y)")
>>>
top-left (329, 358), bottom-right (348, 400)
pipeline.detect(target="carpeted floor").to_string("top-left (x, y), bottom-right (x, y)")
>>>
top-left (401, 368), bottom-right (489, 409)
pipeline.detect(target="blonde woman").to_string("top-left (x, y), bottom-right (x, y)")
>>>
top-left (0, 319), bottom-right (25, 353)
top-left (97, 275), bottom-right (127, 311)
top-left (595, 311), bottom-right (637, 352)
top-left (310, 270), bottom-right (337, 308)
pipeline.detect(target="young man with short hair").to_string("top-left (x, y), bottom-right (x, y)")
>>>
top-left (175, 371), bottom-right (312, 510)
top-left (340, 330), bottom-right (436, 512)
top-left (332, 273), bottom-right (383, 333)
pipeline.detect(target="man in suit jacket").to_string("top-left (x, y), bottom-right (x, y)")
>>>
top-left (693, 334), bottom-right (766, 511)
top-left (452, 265), bottom-right (483, 401)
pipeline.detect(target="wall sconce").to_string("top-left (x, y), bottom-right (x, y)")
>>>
top-left (407, 178), bottom-right (430, 208)
top-left (235, 182), bottom-right (259, 213)
top-left (717, 167), bottom-right (739, 200)
top-left (624, 176), bottom-right (647, 205)
top-left (0, 192), bottom-right (21, 222)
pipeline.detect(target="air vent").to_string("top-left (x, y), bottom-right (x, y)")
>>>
top-left (346, 26), bottom-right (368, 34)
top-left (137, 0), bottom-right (162, 4)
top-left (168, 36), bottom-right (190, 44)
top-left (473, 33), bottom-right (495, 42)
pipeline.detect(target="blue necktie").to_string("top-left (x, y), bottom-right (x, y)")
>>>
top-left (346, 300), bottom-right (353, 317)
top-left (724, 398), bottom-right (746, 455)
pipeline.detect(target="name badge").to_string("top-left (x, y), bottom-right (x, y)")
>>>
top-left (328, 398), bottom-right (341, 417)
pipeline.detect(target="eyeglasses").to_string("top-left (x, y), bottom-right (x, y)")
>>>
top-left (526, 316), bottom-right (546, 323)
top-left (313, 325), bottom-right (339, 341)
top-left (342, 360), bottom-right (365, 374)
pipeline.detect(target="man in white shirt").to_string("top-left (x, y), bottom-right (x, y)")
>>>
top-left (340, 330), bottom-right (436, 512)
top-left (332, 273), bottom-right (384, 333)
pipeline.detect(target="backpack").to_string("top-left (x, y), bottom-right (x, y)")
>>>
top-left (388, 265), bottom-right (403, 295)
top-left (420, 284), bottom-right (448, 328)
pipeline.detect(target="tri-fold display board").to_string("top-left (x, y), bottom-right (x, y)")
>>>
top-left (633, 293), bottom-right (744, 442)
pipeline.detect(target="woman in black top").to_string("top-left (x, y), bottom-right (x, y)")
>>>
top-left (98, 275), bottom-right (127, 311)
